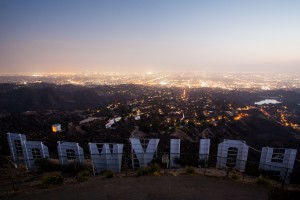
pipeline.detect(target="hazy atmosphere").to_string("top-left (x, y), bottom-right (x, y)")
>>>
top-left (0, 0), bottom-right (300, 74)
top-left (2, 1), bottom-right (300, 198)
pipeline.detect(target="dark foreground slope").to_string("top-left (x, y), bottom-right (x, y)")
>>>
top-left (4, 176), bottom-right (268, 200)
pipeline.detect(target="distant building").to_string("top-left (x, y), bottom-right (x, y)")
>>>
top-left (52, 124), bottom-right (62, 132)
top-left (105, 117), bottom-right (122, 129)
top-left (181, 88), bottom-right (188, 100)
top-left (134, 115), bottom-right (141, 121)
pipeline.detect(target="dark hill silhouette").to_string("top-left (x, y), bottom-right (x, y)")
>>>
top-left (0, 83), bottom-right (133, 112)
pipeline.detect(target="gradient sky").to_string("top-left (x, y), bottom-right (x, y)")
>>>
top-left (0, 0), bottom-right (300, 74)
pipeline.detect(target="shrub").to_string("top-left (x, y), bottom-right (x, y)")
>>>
top-left (170, 171), bottom-right (178, 176)
top-left (257, 176), bottom-right (272, 188)
top-left (137, 168), bottom-right (149, 176)
top-left (60, 163), bottom-right (87, 176)
top-left (34, 158), bottom-right (60, 172)
top-left (136, 165), bottom-right (160, 176)
top-left (230, 170), bottom-right (240, 180)
top-left (77, 170), bottom-right (91, 182)
top-left (148, 164), bottom-right (160, 174)
top-left (152, 171), bottom-right (160, 176)
top-left (103, 170), bottom-right (114, 178)
top-left (259, 170), bottom-right (281, 181)
top-left (42, 174), bottom-right (64, 188)
top-left (186, 167), bottom-right (195, 175)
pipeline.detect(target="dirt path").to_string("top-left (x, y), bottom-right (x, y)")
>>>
top-left (5, 175), bottom-right (268, 200)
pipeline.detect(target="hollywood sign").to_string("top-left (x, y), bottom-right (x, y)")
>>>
top-left (7, 132), bottom-right (297, 182)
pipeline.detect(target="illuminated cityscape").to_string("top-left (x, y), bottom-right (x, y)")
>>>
top-left (0, 72), bottom-right (299, 90)
top-left (1, 0), bottom-right (300, 199)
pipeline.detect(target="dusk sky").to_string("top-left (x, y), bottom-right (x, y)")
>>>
top-left (0, 0), bottom-right (299, 74)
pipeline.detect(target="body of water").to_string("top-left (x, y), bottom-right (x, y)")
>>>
top-left (254, 99), bottom-right (282, 105)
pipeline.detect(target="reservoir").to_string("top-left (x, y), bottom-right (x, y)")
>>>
top-left (254, 99), bottom-right (282, 105)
